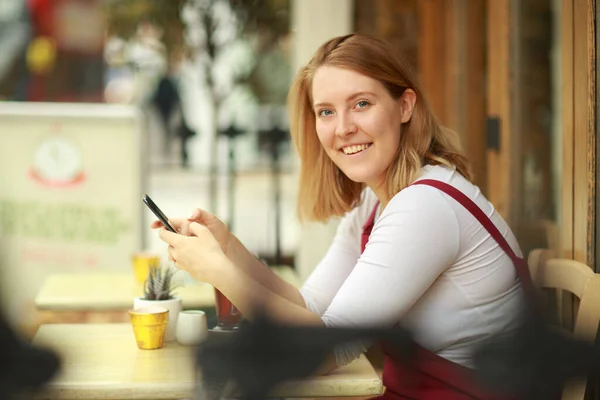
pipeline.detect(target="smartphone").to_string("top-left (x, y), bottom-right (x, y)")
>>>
top-left (143, 195), bottom-right (176, 232)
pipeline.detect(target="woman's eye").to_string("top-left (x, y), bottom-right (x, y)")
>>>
top-left (356, 100), bottom-right (370, 108)
top-left (319, 109), bottom-right (333, 117)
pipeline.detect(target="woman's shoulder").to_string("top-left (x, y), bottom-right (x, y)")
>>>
top-left (374, 167), bottom-right (462, 242)
top-left (412, 164), bottom-right (492, 214)
top-left (351, 165), bottom-right (480, 228)
top-left (385, 164), bottom-right (501, 236)
top-left (395, 164), bottom-right (479, 201)
top-left (389, 164), bottom-right (455, 197)
top-left (384, 164), bottom-right (477, 217)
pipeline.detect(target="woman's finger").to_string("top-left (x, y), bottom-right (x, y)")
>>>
top-left (158, 227), bottom-right (180, 244)
top-left (150, 220), bottom-right (163, 229)
top-left (188, 208), bottom-right (220, 224)
top-left (151, 218), bottom-right (187, 231)
top-left (179, 220), bottom-right (193, 236)
top-left (167, 245), bottom-right (176, 262)
top-left (188, 222), bottom-right (210, 237)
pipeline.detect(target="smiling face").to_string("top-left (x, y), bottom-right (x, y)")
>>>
top-left (312, 66), bottom-right (415, 192)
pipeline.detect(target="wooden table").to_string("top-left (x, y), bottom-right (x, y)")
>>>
top-left (33, 267), bottom-right (302, 326)
top-left (32, 323), bottom-right (383, 400)
top-left (35, 272), bottom-right (215, 312)
top-left (33, 324), bottom-right (197, 399)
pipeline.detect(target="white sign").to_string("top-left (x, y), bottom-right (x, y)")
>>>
top-left (0, 102), bottom-right (145, 325)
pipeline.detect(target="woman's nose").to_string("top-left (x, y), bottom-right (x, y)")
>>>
top-left (335, 113), bottom-right (357, 137)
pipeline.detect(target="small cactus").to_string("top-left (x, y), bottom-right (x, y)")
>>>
top-left (143, 264), bottom-right (179, 301)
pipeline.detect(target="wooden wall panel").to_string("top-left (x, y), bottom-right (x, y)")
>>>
top-left (562, 0), bottom-right (575, 259)
top-left (354, 0), bottom-right (419, 69)
top-left (418, 0), bottom-right (487, 191)
top-left (573, 0), bottom-right (587, 263)
top-left (418, 0), bottom-right (453, 126)
top-left (563, 0), bottom-right (596, 267)
top-left (355, 0), bottom-right (487, 192)
top-left (574, 0), bottom-right (596, 267)
top-left (596, 0), bottom-right (600, 272)
top-left (464, 1), bottom-right (487, 189)
top-left (486, 0), bottom-right (513, 222)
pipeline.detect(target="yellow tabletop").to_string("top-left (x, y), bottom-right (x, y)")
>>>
top-left (32, 323), bottom-right (383, 400)
top-left (33, 324), bottom-right (197, 399)
top-left (34, 267), bottom-right (301, 312)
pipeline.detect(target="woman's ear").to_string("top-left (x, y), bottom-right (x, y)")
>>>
top-left (398, 89), bottom-right (416, 123)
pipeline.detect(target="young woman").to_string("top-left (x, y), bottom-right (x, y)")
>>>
top-left (154, 33), bottom-right (531, 399)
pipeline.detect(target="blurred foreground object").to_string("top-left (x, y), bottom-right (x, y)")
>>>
top-left (0, 310), bottom-right (60, 399)
top-left (473, 311), bottom-right (598, 399)
top-left (197, 311), bottom-right (600, 400)
top-left (196, 314), bottom-right (413, 400)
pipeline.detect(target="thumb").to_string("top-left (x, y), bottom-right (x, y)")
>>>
top-left (189, 209), bottom-right (201, 220)
top-left (189, 208), bottom-right (214, 222)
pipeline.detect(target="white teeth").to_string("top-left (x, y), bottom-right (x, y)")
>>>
top-left (342, 144), bottom-right (371, 155)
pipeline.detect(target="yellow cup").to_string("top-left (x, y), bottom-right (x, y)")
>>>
top-left (132, 252), bottom-right (161, 284)
top-left (129, 307), bottom-right (169, 350)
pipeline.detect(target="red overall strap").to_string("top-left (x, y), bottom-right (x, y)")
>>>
top-left (362, 180), bottom-right (534, 400)
top-left (412, 179), bottom-right (535, 296)
top-left (414, 180), bottom-right (518, 260)
top-left (361, 200), bottom-right (380, 252)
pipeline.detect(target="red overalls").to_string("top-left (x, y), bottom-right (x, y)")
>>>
top-left (362, 179), bottom-right (536, 400)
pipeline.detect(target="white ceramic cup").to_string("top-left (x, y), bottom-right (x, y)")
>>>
top-left (176, 310), bottom-right (208, 346)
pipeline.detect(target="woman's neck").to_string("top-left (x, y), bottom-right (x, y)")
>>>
top-left (369, 184), bottom-right (391, 213)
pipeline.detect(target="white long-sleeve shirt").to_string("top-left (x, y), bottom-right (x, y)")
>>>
top-left (299, 165), bottom-right (526, 368)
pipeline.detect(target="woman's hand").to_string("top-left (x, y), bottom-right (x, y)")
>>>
top-left (152, 208), bottom-right (304, 308)
top-left (157, 223), bottom-right (229, 283)
top-left (151, 208), bottom-right (232, 255)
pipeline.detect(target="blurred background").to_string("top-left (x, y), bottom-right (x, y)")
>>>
top-left (0, 0), bottom-right (596, 340)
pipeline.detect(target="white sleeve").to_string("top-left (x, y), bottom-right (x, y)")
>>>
top-left (322, 185), bottom-right (461, 366)
top-left (299, 210), bottom-right (362, 316)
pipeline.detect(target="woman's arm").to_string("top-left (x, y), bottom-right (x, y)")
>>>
top-left (156, 211), bottom-right (307, 308)
top-left (157, 197), bottom-right (370, 373)
top-left (319, 185), bottom-right (460, 366)
top-left (224, 234), bottom-right (307, 308)
top-left (212, 256), bottom-right (320, 325)
top-left (211, 256), bottom-right (340, 374)
top-left (156, 201), bottom-right (364, 315)
top-left (222, 206), bottom-right (363, 316)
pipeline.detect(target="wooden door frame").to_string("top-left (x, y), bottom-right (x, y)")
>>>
top-left (485, 0), bottom-right (519, 227)
top-left (486, 0), bottom-right (596, 266)
top-left (562, 0), bottom-right (596, 267)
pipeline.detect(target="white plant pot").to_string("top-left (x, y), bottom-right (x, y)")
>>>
top-left (133, 296), bottom-right (182, 342)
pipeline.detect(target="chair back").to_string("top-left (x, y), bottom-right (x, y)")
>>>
top-left (528, 249), bottom-right (600, 400)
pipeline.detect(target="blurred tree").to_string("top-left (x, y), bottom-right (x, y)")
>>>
top-left (181, 0), bottom-right (290, 211)
top-left (102, 0), bottom-right (290, 211)
top-left (103, 0), bottom-right (187, 63)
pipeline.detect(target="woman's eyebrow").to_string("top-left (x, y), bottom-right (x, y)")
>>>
top-left (313, 91), bottom-right (377, 108)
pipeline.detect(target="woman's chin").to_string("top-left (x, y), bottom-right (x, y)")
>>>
top-left (340, 170), bottom-right (371, 184)
top-left (340, 169), bottom-right (386, 190)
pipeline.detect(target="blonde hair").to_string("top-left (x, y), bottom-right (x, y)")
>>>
top-left (288, 34), bottom-right (472, 222)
